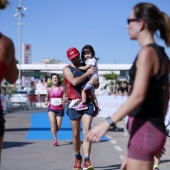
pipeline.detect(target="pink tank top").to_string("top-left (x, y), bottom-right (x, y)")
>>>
top-left (49, 86), bottom-right (64, 110)
top-left (0, 61), bottom-right (8, 110)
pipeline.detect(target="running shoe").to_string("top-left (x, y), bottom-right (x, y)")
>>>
top-left (53, 140), bottom-right (58, 146)
top-left (153, 167), bottom-right (159, 170)
top-left (69, 99), bottom-right (81, 108)
top-left (82, 160), bottom-right (94, 170)
top-left (73, 157), bottom-right (82, 170)
top-left (153, 164), bottom-right (159, 170)
top-left (75, 102), bottom-right (88, 111)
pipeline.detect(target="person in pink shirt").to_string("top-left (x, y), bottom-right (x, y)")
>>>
top-left (45, 73), bottom-right (66, 146)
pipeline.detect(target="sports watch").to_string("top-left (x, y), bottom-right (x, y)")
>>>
top-left (105, 116), bottom-right (116, 127)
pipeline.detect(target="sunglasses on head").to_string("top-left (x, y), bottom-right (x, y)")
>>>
top-left (127, 18), bottom-right (141, 24)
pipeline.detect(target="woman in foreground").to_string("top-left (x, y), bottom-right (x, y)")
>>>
top-left (87, 2), bottom-right (170, 170)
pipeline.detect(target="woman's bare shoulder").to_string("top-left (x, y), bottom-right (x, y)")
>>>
top-left (138, 45), bottom-right (157, 61)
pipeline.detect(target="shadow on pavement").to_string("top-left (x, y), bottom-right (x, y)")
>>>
top-left (108, 127), bottom-right (124, 132)
top-left (5, 128), bottom-right (29, 132)
top-left (160, 159), bottom-right (170, 164)
top-left (2, 141), bottom-right (34, 149)
top-left (95, 163), bottom-right (121, 170)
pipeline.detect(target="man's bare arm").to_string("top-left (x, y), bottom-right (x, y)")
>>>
top-left (62, 66), bottom-right (94, 86)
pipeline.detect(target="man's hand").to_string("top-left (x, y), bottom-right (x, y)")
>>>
top-left (86, 67), bottom-right (97, 76)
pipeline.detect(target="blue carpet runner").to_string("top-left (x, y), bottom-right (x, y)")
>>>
top-left (26, 111), bottom-right (108, 141)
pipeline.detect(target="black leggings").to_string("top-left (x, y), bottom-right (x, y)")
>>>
top-left (0, 110), bottom-right (5, 137)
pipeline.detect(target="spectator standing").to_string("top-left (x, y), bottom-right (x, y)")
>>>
top-left (114, 82), bottom-right (121, 95)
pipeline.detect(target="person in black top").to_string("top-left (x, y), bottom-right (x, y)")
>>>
top-left (87, 2), bottom-right (170, 170)
top-left (122, 81), bottom-right (129, 96)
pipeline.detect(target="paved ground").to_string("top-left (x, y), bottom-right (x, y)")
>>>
top-left (1, 109), bottom-right (170, 170)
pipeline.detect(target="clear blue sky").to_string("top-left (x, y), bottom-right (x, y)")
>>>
top-left (1, 0), bottom-right (170, 64)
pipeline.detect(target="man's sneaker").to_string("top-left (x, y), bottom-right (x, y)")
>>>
top-left (69, 99), bottom-right (81, 108)
top-left (93, 108), bottom-right (101, 117)
top-left (153, 165), bottom-right (159, 170)
top-left (82, 160), bottom-right (94, 170)
top-left (53, 140), bottom-right (58, 146)
top-left (75, 102), bottom-right (88, 111)
top-left (73, 157), bottom-right (82, 170)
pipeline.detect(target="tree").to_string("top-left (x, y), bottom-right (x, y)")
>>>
top-left (102, 72), bottom-right (118, 94)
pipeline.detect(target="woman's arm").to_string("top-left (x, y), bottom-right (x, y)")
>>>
top-left (45, 88), bottom-right (50, 105)
top-left (110, 47), bottom-right (155, 122)
top-left (87, 46), bottom-right (159, 142)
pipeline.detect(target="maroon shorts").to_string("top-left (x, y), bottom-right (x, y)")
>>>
top-left (127, 117), bottom-right (166, 161)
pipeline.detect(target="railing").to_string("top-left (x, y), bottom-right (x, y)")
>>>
top-left (1, 93), bottom-right (47, 112)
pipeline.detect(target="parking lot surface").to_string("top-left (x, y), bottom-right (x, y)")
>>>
top-left (1, 109), bottom-right (170, 170)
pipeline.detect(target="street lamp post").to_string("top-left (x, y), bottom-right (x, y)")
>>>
top-left (14, 0), bottom-right (26, 90)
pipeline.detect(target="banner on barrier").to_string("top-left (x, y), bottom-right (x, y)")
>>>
top-left (97, 95), bottom-right (170, 129)
top-left (97, 95), bottom-right (127, 118)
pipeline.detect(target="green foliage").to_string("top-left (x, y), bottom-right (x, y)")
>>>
top-left (47, 82), bottom-right (52, 87)
top-left (103, 72), bottom-right (118, 80)
top-left (101, 72), bottom-right (118, 92)
top-left (59, 74), bottom-right (64, 85)
top-left (6, 85), bottom-right (17, 94)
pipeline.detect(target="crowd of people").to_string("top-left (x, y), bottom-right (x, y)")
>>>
top-left (112, 81), bottom-right (130, 96)
top-left (1, 1), bottom-right (170, 170)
